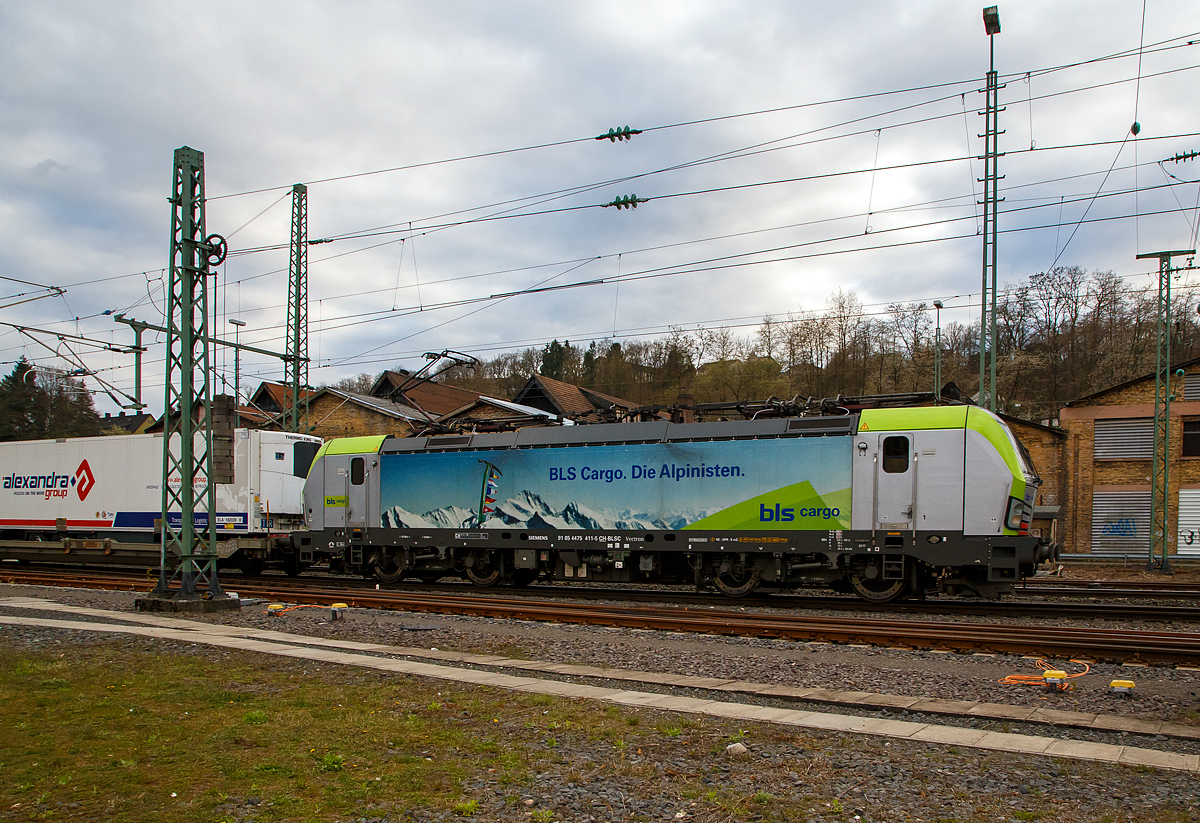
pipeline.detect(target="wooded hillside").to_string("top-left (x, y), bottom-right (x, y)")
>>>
top-left (438, 266), bottom-right (1200, 422)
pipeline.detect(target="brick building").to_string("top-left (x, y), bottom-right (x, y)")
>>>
top-left (302, 389), bottom-right (424, 439)
top-left (1058, 357), bottom-right (1200, 559)
top-left (1001, 415), bottom-right (1067, 546)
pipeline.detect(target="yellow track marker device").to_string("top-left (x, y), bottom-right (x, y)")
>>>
top-left (1109, 679), bottom-right (1136, 697)
top-left (1042, 670), bottom-right (1068, 690)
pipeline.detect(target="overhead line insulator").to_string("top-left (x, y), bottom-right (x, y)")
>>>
top-left (595, 125), bottom-right (643, 142)
top-left (601, 194), bottom-right (647, 210)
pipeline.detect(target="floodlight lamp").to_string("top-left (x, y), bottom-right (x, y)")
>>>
top-left (933, 300), bottom-right (944, 309)
top-left (229, 318), bottom-right (247, 327)
top-left (983, 6), bottom-right (1000, 35)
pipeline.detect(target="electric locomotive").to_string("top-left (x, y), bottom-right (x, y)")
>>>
top-left (300, 406), bottom-right (1054, 602)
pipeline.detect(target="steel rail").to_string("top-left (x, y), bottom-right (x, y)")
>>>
top-left (4, 568), bottom-right (1200, 663)
top-left (6, 566), bottom-right (1200, 623)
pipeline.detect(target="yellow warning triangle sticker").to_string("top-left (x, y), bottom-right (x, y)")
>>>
top-left (859, 422), bottom-right (870, 431)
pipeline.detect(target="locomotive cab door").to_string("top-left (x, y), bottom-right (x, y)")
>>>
top-left (874, 433), bottom-right (915, 530)
top-left (346, 455), bottom-right (370, 531)
top-left (322, 455), bottom-right (350, 530)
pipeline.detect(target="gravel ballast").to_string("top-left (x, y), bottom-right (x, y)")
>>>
top-left (3, 582), bottom-right (1199, 822)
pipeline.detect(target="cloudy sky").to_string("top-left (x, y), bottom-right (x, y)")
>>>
top-left (3, 1), bottom-right (1199, 415)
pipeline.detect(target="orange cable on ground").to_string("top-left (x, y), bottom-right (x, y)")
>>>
top-left (999, 658), bottom-right (1091, 689)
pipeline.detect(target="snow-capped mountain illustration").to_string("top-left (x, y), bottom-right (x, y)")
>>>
top-left (382, 490), bottom-right (710, 531)
top-left (383, 504), bottom-right (475, 529)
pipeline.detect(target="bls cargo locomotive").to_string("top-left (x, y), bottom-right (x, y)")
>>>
top-left (0, 428), bottom-right (323, 573)
top-left (302, 406), bottom-right (1054, 602)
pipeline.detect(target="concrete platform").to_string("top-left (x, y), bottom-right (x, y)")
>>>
top-left (1, 595), bottom-right (1197, 773)
top-left (133, 594), bottom-right (241, 613)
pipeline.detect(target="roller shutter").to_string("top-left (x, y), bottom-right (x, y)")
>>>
top-left (1177, 489), bottom-right (1200, 556)
top-left (1093, 419), bottom-right (1153, 460)
top-left (1091, 490), bottom-right (1150, 553)
top-left (1185, 373), bottom-right (1200, 401)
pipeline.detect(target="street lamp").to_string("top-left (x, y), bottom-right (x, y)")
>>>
top-left (229, 319), bottom-right (246, 426)
top-left (933, 300), bottom-right (944, 400)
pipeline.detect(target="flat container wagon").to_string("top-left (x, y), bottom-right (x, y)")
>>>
top-left (0, 429), bottom-right (322, 573)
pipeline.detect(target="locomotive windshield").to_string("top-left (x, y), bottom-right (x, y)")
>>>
top-left (294, 441), bottom-right (321, 478)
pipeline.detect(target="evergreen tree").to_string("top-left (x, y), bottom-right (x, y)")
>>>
top-left (540, 340), bottom-right (569, 381)
top-left (0, 359), bottom-right (102, 440)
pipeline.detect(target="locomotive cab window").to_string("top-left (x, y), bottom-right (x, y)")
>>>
top-left (882, 436), bottom-right (910, 473)
top-left (351, 457), bottom-right (365, 486)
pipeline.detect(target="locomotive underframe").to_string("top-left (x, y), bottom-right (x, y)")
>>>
top-left (313, 525), bottom-right (1047, 601)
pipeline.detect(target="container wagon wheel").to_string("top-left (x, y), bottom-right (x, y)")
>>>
top-left (848, 572), bottom-right (908, 603)
top-left (239, 558), bottom-right (265, 577)
top-left (464, 551), bottom-right (501, 587)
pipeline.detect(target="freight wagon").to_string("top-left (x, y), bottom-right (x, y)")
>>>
top-left (302, 406), bottom-right (1055, 601)
top-left (0, 429), bottom-right (322, 573)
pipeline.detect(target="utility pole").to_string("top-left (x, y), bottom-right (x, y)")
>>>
top-left (979, 6), bottom-right (1005, 411)
top-left (1143, 248), bottom-right (1197, 574)
top-left (284, 183), bottom-right (308, 433)
top-left (150, 146), bottom-right (228, 604)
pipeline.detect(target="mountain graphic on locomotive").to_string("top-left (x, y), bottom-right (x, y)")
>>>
top-left (303, 406), bottom-right (1055, 602)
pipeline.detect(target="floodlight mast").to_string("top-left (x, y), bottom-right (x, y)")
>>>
top-left (230, 318), bottom-right (246, 426)
top-left (979, 5), bottom-right (1004, 412)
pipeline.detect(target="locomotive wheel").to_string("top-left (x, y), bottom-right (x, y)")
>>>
top-left (848, 573), bottom-right (908, 603)
top-left (464, 552), bottom-right (501, 587)
top-left (373, 558), bottom-right (405, 585)
top-left (714, 568), bottom-right (758, 597)
top-left (510, 569), bottom-right (538, 587)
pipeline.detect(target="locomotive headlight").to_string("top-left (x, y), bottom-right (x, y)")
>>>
top-left (1005, 498), bottom-right (1024, 530)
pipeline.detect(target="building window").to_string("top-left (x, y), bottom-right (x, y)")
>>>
top-left (1184, 421), bottom-right (1200, 457)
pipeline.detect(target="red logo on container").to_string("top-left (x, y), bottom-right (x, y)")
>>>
top-left (75, 460), bottom-right (95, 501)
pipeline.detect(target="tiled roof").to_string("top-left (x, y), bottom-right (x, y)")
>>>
top-left (439, 395), bottom-right (573, 424)
top-left (310, 388), bottom-right (425, 421)
top-left (512, 374), bottom-right (639, 418)
top-left (249, 381), bottom-right (314, 413)
top-left (370, 370), bottom-right (481, 415)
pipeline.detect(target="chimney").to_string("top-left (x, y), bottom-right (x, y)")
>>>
top-left (676, 392), bottom-right (695, 424)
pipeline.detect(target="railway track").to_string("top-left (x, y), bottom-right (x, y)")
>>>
top-left (8, 564), bottom-right (1200, 620)
top-left (1017, 578), bottom-right (1200, 599)
top-left (4, 566), bottom-right (1200, 665)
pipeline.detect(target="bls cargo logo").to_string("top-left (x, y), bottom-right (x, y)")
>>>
top-left (3, 460), bottom-right (96, 501)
